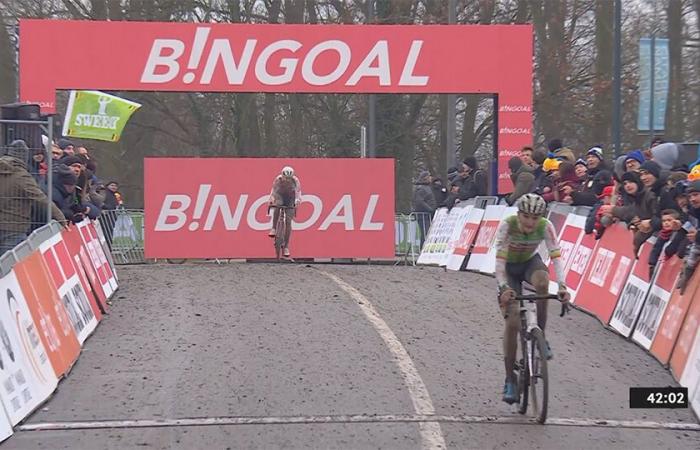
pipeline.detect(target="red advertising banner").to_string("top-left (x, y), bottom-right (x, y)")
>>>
top-left (575, 224), bottom-right (635, 324)
top-left (651, 267), bottom-right (700, 365)
top-left (62, 226), bottom-right (109, 312)
top-left (19, 20), bottom-right (532, 194)
top-left (145, 158), bottom-right (395, 259)
top-left (39, 234), bottom-right (100, 344)
top-left (77, 221), bottom-right (117, 298)
top-left (13, 252), bottom-right (80, 377)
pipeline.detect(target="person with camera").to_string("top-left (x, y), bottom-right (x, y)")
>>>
top-left (52, 164), bottom-right (90, 224)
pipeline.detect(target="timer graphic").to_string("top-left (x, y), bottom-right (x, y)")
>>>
top-left (629, 387), bottom-right (688, 408)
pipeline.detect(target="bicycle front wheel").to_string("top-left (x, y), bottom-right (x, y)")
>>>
top-left (528, 328), bottom-right (549, 424)
top-left (517, 332), bottom-right (529, 415)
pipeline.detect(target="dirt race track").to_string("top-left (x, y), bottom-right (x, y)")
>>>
top-left (4, 263), bottom-right (699, 450)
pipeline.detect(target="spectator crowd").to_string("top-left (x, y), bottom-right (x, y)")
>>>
top-left (0, 137), bottom-right (124, 256)
top-left (412, 137), bottom-right (700, 292)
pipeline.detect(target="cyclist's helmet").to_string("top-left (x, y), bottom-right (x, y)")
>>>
top-left (517, 193), bottom-right (547, 216)
top-left (282, 166), bottom-right (294, 177)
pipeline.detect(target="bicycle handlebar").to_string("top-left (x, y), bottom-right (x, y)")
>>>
top-left (514, 294), bottom-right (559, 300)
top-left (513, 294), bottom-right (571, 317)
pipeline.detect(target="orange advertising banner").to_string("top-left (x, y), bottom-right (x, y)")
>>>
top-left (13, 252), bottom-right (81, 377)
top-left (650, 266), bottom-right (700, 366)
top-left (669, 269), bottom-right (700, 380)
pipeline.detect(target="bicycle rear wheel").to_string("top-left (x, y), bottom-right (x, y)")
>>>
top-left (529, 328), bottom-right (549, 423)
top-left (517, 332), bottom-right (529, 415)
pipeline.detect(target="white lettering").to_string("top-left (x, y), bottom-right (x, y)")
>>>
top-left (255, 40), bottom-right (302, 85)
top-left (292, 195), bottom-right (323, 230)
top-left (301, 40), bottom-right (352, 86)
top-left (201, 39), bottom-right (257, 85)
top-left (346, 41), bottom-right (391, 86)
top-left (247, 195), bottom-right (272, 230)
top-left (360, 194), bottom-right (383, 230)
top-left (203, 194), bottom-right (248, 231)
top-left (319, 195), bottom-right (354, 230)
top-left (399, 41), bottom-right (429, 86)
top-left (155, 195), bottom-right (191, 231)
top-left (141, 39), bottom-right (185, 83)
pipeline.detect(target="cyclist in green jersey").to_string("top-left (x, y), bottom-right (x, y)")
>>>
top-left (495, 193), bottom-right (570, 404)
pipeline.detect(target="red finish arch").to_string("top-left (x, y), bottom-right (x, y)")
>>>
top-left (19, 19), bottom-right (532, 193)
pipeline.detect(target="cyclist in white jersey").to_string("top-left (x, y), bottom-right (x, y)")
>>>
top-left (495, 193), bottom-right (570, 404)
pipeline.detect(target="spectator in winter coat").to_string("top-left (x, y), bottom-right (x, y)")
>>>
top-left (585, 146), bottom-right (608, 176)
top-left (585, 185), bottom-right (618, 240)
top-left (542, 161), bottom-right (580, 204)
top-left (521, 146), bottom-right (535, 168)
top-left (571, 166), bottom-right (615, 207)
top-left (431, 177), bottom-right (448, 207)
top-left (52, 165), bottom-right (87, 224)
top-left (677, 180), bottom-right (700, 292)
top-left (638, 161), bottom-right (680, 233)
top-left (648, 209), bottom-right (682, 278)
top-left (506, 157), bottom-right (535, 206)
top-left (605, 171), bottom-right (658, 254)
top-left (29, 148), bottom-right (48, 190)
top-left (412, 170), bottom-right (436, 248)
top-left (457, 156), bottom-right (487, 200)
top-left (58, 139), bottom-right (75, 157)
top-left (0, 141), bottom-right (65, 255)
top-left (624, 150), bottom-right (645, 173)
top-left (575, 158), bottom-right (588, 182)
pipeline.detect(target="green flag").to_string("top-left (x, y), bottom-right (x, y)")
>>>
top-left (62, 90), bottom-right (141, 142)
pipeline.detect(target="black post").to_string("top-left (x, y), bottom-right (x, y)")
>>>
top-left (368, 1), bottom-right (376, 157)
top-left (612, 0), bottom-right (622, 158)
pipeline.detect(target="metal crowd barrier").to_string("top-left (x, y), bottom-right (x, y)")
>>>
top-left (395, 212), bottom-right (432, 265)
top-left (99, 208), bottom-right (145, 264)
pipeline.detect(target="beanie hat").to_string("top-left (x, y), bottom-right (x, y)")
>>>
top-left (60, 155), bottom-right (84, 167)
top-left (650, 142), bottom-right (679, 171)
top-left (463, 156), bottom-right (477, 170)
top-left (586, 146), bottom-right (604, 161)
top-left (621, 171), bottom-right (643, 192)
top-left (57, 138), bottom-right (74, 150)
top-left (547, 139), bottom-right (563, 152)
top-left (5, 140), bottom-right (29, 167)
top-left (575, 158), bottom-right (588, 168)
top-left (56, 164), bottom-right (78, 186)
top-left (508, 156), bottom-right (523, 173)
top-left (532, 149), bottom-right (547, 165)
top-left (639, 160), bottom-right (661, 180)
top-left (688, 165), bottom-right (700, 182)
top-left (624, 150), bottom-right (645, 165)
top-left (686, 180), bottom-right (700, 194)
top-left (417, 170), bottom-right (430, 183)
top-left (543, 157), bottom-right (561, 172)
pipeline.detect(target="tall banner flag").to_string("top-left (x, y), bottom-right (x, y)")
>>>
top-left (637, 38), bottom-right (669, 132)
top-left (62, 90), bottom-right (141, 142)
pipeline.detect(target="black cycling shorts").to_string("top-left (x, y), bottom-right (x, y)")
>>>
top-left (505, 254), bottom-right (548, 295)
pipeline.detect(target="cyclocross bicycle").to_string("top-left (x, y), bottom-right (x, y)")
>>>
top-left (273, 206), bottom-right (295, 260)
top-left (513, 293), bottom-right (569, 424)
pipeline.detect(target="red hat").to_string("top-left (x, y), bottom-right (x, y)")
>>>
top-left (598, 185), bottom-right (614, 199)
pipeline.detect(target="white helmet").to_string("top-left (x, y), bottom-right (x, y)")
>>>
top-left (517, 193), bottom-right (547, 216)
top-left (282, 166), bottom-right (294, 177)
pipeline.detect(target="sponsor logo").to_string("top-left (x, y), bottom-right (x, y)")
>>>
top-left (154, 185), bottom-right (385, 232)
top-left (74, 95), bottom-right (120, 130)
top-left (589, 248), bottom-right (615, 287)
top-left (141, 27), bottom-right (429, 87)
top-left (499, 127), bottom-right (531, 135)
top-left (498, 105), bottom-right (531, 112)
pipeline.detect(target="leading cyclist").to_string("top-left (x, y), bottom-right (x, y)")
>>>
top-left (495, 193), bottom-right (570, 404)
top-left (268, 166), bottom-right (302, 257)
